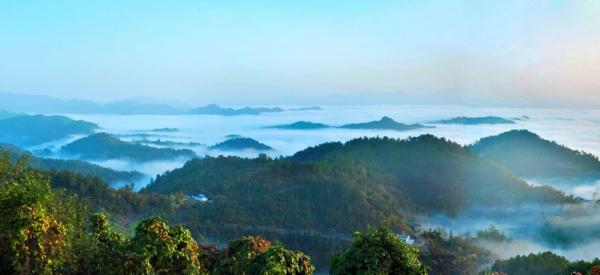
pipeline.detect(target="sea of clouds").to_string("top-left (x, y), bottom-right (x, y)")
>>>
top-left (26, 105), bottom-right (600, 262)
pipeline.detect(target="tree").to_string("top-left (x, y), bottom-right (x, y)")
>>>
top-left (330, 224), bottom-right (427, 275)
top-left (214, 235), bottom-right (314, 275)
top-left (250, 245), bottom-right (315, 275)
top-left (127, 216), bottom-right (205, 274)
top-left (0, 154), bottom-right (78, 274)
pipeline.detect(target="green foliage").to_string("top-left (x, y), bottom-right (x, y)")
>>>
top-left (492, 252), bottom-right (570, 275)
top-left (143, 135), bottom-right (572, 269)
top-left (50, 169), bottom-right (184, 223)
top-left (214, 236), bottom-right (314, 275)
top-left (491, 251), bottom-right (600, 275)
top-left (476, 225), bottom-right (511, 242)
top-left (61, 133), bottom-right (196, 161)
top-left (127, 216), bottom-right (204, 274)
top-left (0, 143), bottom-right (142, 183)
top-left (470, 130), bottom-right (600, 179)
top-left (250, 245), bottom-right (315, 275)
top-left (0, 154), bottom-right (84, 274)
top-left (214, 236), bottom-right (273, 274)
top-left (0, 114), bottom-right (98, 146)
top-left (420, 229), bottom-right (492, 275)
top-left (330, 224), bottom-right (427, 275)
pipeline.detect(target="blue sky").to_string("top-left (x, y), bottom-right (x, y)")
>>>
top-left (1, 1), bottom-right (599, 106)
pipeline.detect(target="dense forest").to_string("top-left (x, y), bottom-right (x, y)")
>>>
top-left (470, 130), bottom-right (600, 179)
top-left (0, 154), bottom-right (316, 274)
top-left (0, 143), bottom-right (143, 183)
top-left (339, 116), bottom-right (429, 131)
top-left (210, 137), bottom-right (273, 151)
top-left (1, 137), bottom-right (596, 273)
top-left (490, 252), bottom-right (600, 275)
top-left (61, 133), bottom-right (197, 161)
top-left (0, 114), bottom-right (98, 146)
top-left (143, 135), bottom-right (573, 268)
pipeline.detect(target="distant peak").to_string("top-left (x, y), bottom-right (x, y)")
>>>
top-left (380, 116), bottom-right (395, 122)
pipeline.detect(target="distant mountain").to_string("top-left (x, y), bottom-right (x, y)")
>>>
top-left (61, 133), bottom-right (196, 161)
top-left (0, 93), bottom-right (185, 115)
top-left (189, 104), bottom-right (283, 116)
top-left (268, 121), bottom-right (330, 130)
top-left (470, 130), bottom-right (600, 179)
top-left (434, 116), bottom-right (515, 125)
top-left (0, 143), bottom-right (143, 183)
top-left (210, 137), bottom-right (273, 151)
top-left (340, 116), bottom-right (430, 131)
top-left (0, 114), bottom-right (99, 147)
top-left (148, 128), bottom-right (179, 133)
top-left (189, 104), bottom-right (322, 116)
top-left (0, 110), bottom-right (21, 120)
top-left (289, 106), bottom-right (322, 111)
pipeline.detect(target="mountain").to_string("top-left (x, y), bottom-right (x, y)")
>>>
top-left (289, 106), bottom-right (322, 111)
top-left (0, 93), bottom-right (185, 115)
top-left (0, 143), bottom-right (143, 183)
top-left (339, 116), bottom-right (430, 131)
top-left (268, 121), bottom-right (330, 130)
top-left (189, 104), bottom-right (284, 116)
top-left (469, 130), bottom-right (600, 179)
top-left (61, 133), bottom-right (197, 161)
top-left (434, 116), bottom-right (515, 125)
top-left (0, 114), bottom-right (99, 147)
top-left (0, 110), bottom-right (21, 120)
top-left (149, 127), bottom-right (179, 132)
top-left (210, 137), bottom-right (273, 151)
top-left (144, 136), bottom-right (569, 244)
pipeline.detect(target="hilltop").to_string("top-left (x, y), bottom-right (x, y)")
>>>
top-left (0, 143), bottom-right (142, 183)
top-left (470, 130), bottom-right (600, 179)
top-left (268, 121), bottom-right (330, 130)
top-left (210, 137), bottom-right (273, 151)
top-left (189, 104), bottom-right (283, 116)
top-left (434, 116), bottom-right (515, 125)
top-left (340, 116), bottom-right (430, 131)
top-left (61, 133), bottom-right (196, 161)
top-left (0, 114), bottom-right (98, 147)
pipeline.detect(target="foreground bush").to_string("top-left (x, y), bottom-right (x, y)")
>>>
top-left (330, 224), bottom-right (427, 275)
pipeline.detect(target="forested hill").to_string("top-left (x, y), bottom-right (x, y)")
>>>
top-left (0, 143), bottom-right (143, 183)
top-left (61, 133), bottom-right (197, 161)
top-left (145, 136), bottom-right (571, 233)
top-left (290, 135), bottom-right (571, 210)
top-left (470, 130), bottom-right (600, 179)
top-left (0, 114), bottom-right (98, 147)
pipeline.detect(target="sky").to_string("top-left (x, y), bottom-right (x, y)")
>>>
top-left (1, 1), bottom-right (599, 107)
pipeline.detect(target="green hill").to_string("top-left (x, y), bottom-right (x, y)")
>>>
top-left (0, 143), bottom-right (143, 183)
top-left (268, 121), bottom-right (330, 130)
top-left (340, 116), bottom-right (429, 131)
top-left (0, 114), bottom-right (98, 147)
top-left (210, 137), bottom-right (273, 151)
top-left (434, 116), bottom-right (515, 125)
top-left (61, 133), bottom-right (197, 161)
top-left (469, 130), bottom-right (600, 179)
top-left (144, 135), bottom-right (570, 237)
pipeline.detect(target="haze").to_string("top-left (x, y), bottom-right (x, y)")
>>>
top-left (1, 1), bottom-right (600, 107)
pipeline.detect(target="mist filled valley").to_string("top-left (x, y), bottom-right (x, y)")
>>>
top-left (1, 100), bottom-right (600, 274)
top-left (3, 1), bottom-right (600, 274)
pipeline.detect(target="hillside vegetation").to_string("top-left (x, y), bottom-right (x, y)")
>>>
top-left (470, 130), bottom-right (600, 179)
top-left (0, 114), bottom-right (98, 146)
top-left (0, 143), bottom-right (142, 183)
top-left (61, 133), bottom-right (197, 161)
